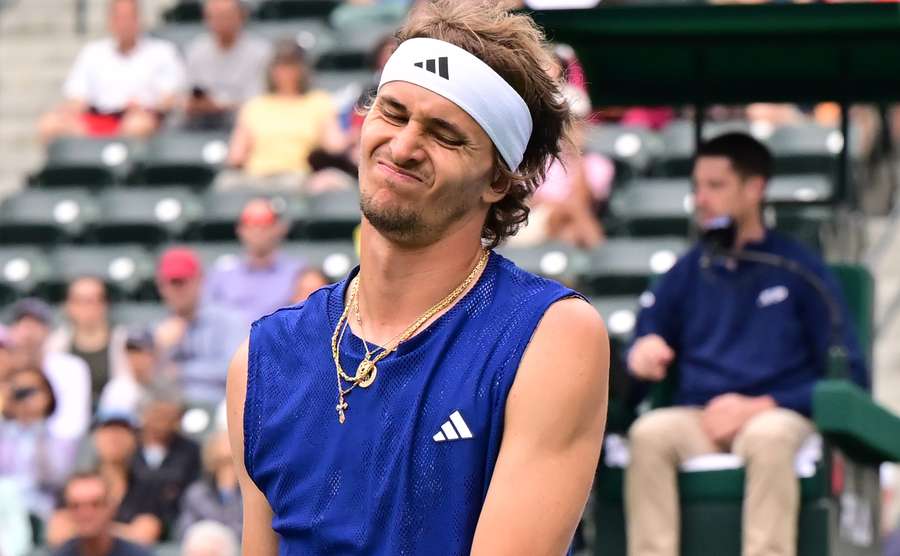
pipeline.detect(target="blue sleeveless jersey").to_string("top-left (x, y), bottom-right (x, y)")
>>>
top-left (244, 252), bottom-right (581, 555)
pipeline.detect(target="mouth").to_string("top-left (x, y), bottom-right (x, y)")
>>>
top-left (375, 160), bottom-right (423, 184)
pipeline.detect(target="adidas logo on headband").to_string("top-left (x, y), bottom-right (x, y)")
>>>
top-left (413, 57), bottom-right (450, 80)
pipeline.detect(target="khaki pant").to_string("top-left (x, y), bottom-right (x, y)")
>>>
top-left (625, 406), bottom-right (815, 556)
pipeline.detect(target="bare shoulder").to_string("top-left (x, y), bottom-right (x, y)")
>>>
top-left (506, 296), bottom-right (609, 447)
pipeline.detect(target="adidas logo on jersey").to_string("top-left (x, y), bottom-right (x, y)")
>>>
top-left (433, 410), bottom-right (472, 442)
top-left (413, 57), bottom-right (450, 80)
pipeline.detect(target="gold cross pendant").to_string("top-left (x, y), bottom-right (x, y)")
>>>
top-left (336, 400), bottom-right (348, 424)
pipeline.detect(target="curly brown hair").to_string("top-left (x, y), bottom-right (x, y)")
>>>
top-left (396, 0), bottom-right (573, 248)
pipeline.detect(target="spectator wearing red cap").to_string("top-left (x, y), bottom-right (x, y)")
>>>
top-left (203, 199), bottom-right (303, 328)
top-left (155, 248), bottom-right (244, 405)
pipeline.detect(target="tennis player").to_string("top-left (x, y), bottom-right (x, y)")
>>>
top-left (227, 1), bottom-right (609, 553)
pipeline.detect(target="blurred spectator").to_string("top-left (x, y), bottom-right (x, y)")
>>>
top-left (512, 59), bottom-right (611, 249)
top-left (291, 267), bottom-right (329, 304)
top-left (0, 368), bottom-right (77, 522)
top-left (624, 133), bottom-right (867, 556)
top-left (204, 199), bottom-right (302, 327)
top-left (216, 41), bottom-right (348, 192)
top-left (7, 298), bottom-right (91, 442)
top-left (47, 414), bottom-right (163, 547)
top-left (183, 0), bottom-right (272, 131)
top-left (175, 431), bottom-right (241, 540)
top-left (347, 35), bottom-right (398, 166)
top-left (888, 525), bottom-right (900, 556)
top-left (97, 328), bottom-right (160, 417)
top-left (47, 277), bottom-right (131, 408)
top-left (51, 471), bottom-right (152, 556)
top-left (155, 248), bottom-right (244, 405)
top-left (0, 326), bottom-right (12, 414)
top-left (131, 386), bottom-right (201, 532)
top-left (37, 0), bottom-right (185, 143)
top-left (181, 520), bottom-right (238, 556)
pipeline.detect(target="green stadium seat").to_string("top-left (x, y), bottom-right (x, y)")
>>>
top-left (772, 204), bottom-right (833, 252)
top-left (0, 247), bottom-right (53, 303)
top-left (136, 131), bottom-right (229, 187)
top-left (767, 124), bottom-right (859, 177)
top-left (315, 23), bottom-right (398, 70)
top-left (151, 23), bottom-right (204, 53)
top-left (0, 188), bottom-right (100, 245)
top-left (657, 119), bottom-right (751, 177)
top-left (313, 69), bottom-right (372, 96)
top-left (300, 188), bottom-right (360, 240)
top-left (584, 124), bottom-right (663, 183)
top-left (162, 0), bottom-right (202, 22)
top-left (36, 137), bottom-right (137, 187)
top-left (329, 1), bottom-right (408, 30)
top-left (496, 242), bottom-right (589, 286)
top-left (153, 542), bottom-right (181, 556)
top-left (254, 0), bottom-right (340, 20)
top-left (199, 190), bottom-right (308, 241)
top-left (111, 302), bottom-right (168, 329)
top-left (282, 240), bottom-right (357, 281)
top-left (767, 174), bottom-right (834, 205)
top-left (48, 245), bottom-right (156, 302)
top-left (609, 178), bottom-right (694, 237)
top-left (589, 295), bottom-right (640, 345)
top-left (582, 237), bottom-right (689, 296)
top-left (96, 187), bottom-right (204, 244)
top-left (249, 19), bottom-right (336, 64)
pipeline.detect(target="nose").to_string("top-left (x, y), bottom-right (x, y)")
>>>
top-left (388, 122), bottom-right (426, 167)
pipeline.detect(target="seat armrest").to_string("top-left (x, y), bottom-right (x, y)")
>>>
top-left (813, 379), bottom-right (900, 464)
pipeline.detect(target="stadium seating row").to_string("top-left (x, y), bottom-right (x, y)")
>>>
top-left (31, 121), bottom-right (854, 191)
top-left (0, 238), bottom-right (689, 305)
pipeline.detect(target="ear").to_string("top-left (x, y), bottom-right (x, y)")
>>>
top-left (482, 166), bottom-right (510, 205)
top-left (744, 175), bottom-right (767, 204)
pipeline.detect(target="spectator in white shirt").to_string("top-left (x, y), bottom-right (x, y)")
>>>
top-left (6, 299), bottom-right (91, 442)
top-left (38, 0), bottom-right (185, 144)
top-left (183, 0), bottom-right (272, 130)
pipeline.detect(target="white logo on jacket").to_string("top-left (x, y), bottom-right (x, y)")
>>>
top-left (757, 285), bottom-right (789, 308)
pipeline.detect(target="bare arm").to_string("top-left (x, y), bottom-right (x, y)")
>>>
top-left (471, 298), bottom-right (609, 555)
top-left (227, 109), bottom-right (253, 169)
top-left (112, 514), bottom-right (162, 545)
top-left (227, 338), bottom-right (279, 556)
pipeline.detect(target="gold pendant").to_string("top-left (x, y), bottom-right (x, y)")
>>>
top-left (336, 400), bottom-right (348, 424)
top-left (356, 360), bottom-right (377, 388)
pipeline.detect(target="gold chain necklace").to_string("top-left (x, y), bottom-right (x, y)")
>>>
top-left (331, 250), bottom-right (490, 424)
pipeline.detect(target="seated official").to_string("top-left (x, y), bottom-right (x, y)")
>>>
top-left (624, 132), bottom-right (868, 556)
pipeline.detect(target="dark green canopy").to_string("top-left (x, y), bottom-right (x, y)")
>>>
top-left (531, 3), bottom-right (900, 106)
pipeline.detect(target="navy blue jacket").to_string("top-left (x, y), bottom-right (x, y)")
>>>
top-left (632, 231), bottom-right (868, 416)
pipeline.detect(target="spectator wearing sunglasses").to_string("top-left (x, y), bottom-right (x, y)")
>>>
top-left (0, 367), bottom-right (77, 525)
top-left (154, 248), bottom-right (244, 406)
top-left (51, 471), bottom-right (152, 556)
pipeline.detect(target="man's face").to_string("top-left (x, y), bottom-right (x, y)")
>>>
top-left (158, 275), bottom-right (202, 316)
top-left (8, 316), bottom-right (49, 356)
top-left (65, 478), bottom-right (114, 539)
top-left (692, 156), bottom-right (764, 229)
top-left (237, 221), bottom-right (286, 259)
top-left (204, 0), bottom-right (243, 42)
top-left (142, 400), bottom-right (182, 442)
top-left (92, 424), bottom-right (137, 465)
top-left (358, 81), bottom-right (503, 247)
top-left (65, 279), bottom-right (108, 329)
top-left (108, 0), bottom-right (141, 46)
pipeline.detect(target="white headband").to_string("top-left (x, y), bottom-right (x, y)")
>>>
top-left (378, 37), bottom-right (533, 171)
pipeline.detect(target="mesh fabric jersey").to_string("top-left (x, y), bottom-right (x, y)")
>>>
top-left (244, 251), bottom-right (580, 554)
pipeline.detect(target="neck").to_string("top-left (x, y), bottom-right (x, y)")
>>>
top-left (73, 323), bottom-right (109, 351)
top-left (176, 305), bottom-right (197, 321)
top-left (735, 216), bottom-right (766, 249)
top-left (354, 218), bottom-right (486, 346)
top-left (247, 250), bottom-right (276, 269)
top-left (81, 532), bottom-right (114, 556)
top-left (117, 37), bottom-right (137, 54)
top-left (216, 32), bottom-right (238, 49)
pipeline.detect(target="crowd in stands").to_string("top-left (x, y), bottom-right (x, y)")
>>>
top-left (3, 0), bottom-right (899, 554)
top-left (0, 194), bottom-right (317, 554)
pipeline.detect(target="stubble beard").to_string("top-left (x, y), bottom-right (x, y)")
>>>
top-left (359, 186), bottom-right (473, 247)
